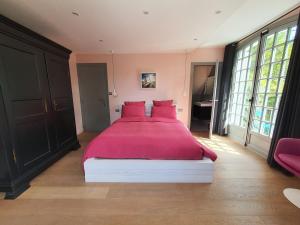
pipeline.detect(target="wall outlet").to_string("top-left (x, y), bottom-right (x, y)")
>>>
top-left (115, 108), bottom-right (120, 113)
top-left (177, 108), bottom-right (183, 112)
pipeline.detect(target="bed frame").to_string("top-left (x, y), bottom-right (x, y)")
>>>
top-left (84, 157), bottom-right (214, 183)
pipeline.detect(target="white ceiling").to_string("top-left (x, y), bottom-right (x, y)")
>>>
top-left (0, 0), bottom-right (299, 53)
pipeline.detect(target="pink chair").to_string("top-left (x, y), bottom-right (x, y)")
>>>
top-left (274, 138), bottom-right (300, 208)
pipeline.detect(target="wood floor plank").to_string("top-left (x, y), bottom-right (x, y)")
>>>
top-left (0, 215), bottom-right (267, 225)
top-left (19, 186), bottom-right (109, 199)
top-left (0, 198), bottom-right (298, 216)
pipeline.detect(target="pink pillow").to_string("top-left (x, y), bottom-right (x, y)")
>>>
top-left (122, 105), bottom-right (145, 118)
top-left (124, 101), bottom-right (145, 106)
top-left (153, 100), bottom-right (173, 106)
top-left (151, 106), bottom-right (176, 119)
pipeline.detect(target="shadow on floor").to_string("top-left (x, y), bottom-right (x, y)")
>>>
top-left (190, 118), bottom-right (210, 138)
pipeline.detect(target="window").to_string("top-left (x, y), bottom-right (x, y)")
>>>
top-left (228, 40), bottom-right (259, 128)
top-left (250, 25), bottom-right (297, 137)
top-left (227, 20), bottom-right (297, 143)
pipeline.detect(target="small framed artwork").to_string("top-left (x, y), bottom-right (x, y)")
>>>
top-left (141, 72), bottom-right (156, 89)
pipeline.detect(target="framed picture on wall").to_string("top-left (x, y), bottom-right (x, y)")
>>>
top-left (141, 72), bottom-right (156, 89)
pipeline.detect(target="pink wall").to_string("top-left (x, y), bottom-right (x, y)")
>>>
top-left (69, 54), bottom-right (83, 134)
top-left (69, 48), bottom-right (224, 134)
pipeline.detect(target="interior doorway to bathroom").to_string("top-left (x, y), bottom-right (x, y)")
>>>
top-left (189, 63), bottom-right (218, 138)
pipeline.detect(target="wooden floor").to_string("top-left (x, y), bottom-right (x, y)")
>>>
top-left (0, 132), bottom-right (299, 225)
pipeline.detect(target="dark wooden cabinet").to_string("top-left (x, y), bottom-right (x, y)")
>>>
top-left (0, 15), bottom-right (80, 199)
top-left (0, 33), bottom-right (53, 172)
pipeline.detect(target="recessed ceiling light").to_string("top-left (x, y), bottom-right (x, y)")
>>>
top-left (99, 39), bottom-right (103, 42)
top-left (215, 10), bottom-right (222, 14)
top-left (193, 38), bottom-right (198, 41)
top-left (72, 11), bottom-right (79, 16)
top-left (143, 11), bottom-right (149, 15)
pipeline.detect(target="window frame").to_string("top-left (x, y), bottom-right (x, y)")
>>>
top-left (228, 38), bottom-right (260, 128)
top-left (249, 21), bottom-right (297, 138)
top-left (227, 15), bottom-right (298, 146)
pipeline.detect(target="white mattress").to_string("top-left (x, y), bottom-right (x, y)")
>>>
top-left (84, 157), bottom-right (214, 183)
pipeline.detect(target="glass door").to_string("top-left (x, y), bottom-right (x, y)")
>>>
top-left (246, 24), bottom-right (297, 155)
top-left (227, 21), bottom-right (297, 157)
top-left (227, 40), bottom-right (259, 143)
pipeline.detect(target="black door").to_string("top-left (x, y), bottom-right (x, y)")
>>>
top-left (77, 63), bottom-right (110, 132)
top-left (0, 33), bottom-right (53, 173)
top-left (45, 53), bottom-right (77, 150)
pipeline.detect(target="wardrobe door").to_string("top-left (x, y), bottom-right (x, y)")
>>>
top-left (45, 53), bottom-right (77, 150)
top-left (0, 33), bottom-right (54, 173)
top-left (0, 84), bottom-right (14, 185)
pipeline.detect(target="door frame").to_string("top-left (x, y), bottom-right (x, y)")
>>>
top-left (77, 63), bottom-right (110, 132)
top-left (188, 62), bottom-right (219, 137)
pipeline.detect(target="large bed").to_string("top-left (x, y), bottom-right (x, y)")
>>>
top-left (83, 117), bottom-right (217, 183)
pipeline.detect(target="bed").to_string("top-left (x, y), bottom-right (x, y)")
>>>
top-left (83, 117), bottom-right (217, 183)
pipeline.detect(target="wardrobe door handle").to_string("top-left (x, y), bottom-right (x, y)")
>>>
top-left (44, 99), bottom-right (48, 113)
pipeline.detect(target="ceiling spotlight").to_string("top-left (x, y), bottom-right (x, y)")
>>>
top-left (99, 39), bottom-right (103, 42)
top-left (193, 38), bottom-right (198, 41)
top-left (143, 11), bottom-right (149, 15)
top-left (72, 11), bottom-right (79, 16)
top-left (215, 10), bottom-right (222, 14)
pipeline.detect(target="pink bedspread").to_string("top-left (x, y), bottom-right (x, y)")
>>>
top-left (83, 117), bottom-right (217, 162)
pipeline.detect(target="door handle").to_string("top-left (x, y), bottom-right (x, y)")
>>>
top-left (44, 99), bottom-right (48, 113)
top-left (53, 100), bottom-right (58, 108)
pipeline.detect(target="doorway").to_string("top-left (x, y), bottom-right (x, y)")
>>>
top-left (189, 63), bottom-right (217, 138)
top-left (77, 63), bottom-right (110, 132)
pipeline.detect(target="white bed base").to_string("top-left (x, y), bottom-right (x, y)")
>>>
top-left (84, 157), bottom-right (214, 183)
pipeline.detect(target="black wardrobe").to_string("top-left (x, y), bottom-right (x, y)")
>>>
top-left (0, 15), bottom-right (80, 199)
